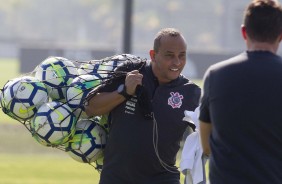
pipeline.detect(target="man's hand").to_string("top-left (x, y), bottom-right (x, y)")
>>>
top-left (125, 70), bottom-right (143, 95)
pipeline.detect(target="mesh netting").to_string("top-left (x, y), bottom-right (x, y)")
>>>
top-left (0, 54), bottom-right (147, 172)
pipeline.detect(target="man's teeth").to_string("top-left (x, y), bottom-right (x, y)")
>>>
top-left (170, 68), bottom-right (179, 71)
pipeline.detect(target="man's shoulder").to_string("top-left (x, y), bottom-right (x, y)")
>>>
top-left (177, 76), bottom-right (201, 106)
top-left (210, 52), bottom-right (246, 70)
top-left (179, 75), bottom-right (201, 90)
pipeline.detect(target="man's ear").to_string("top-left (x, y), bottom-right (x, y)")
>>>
top-left (149, 50), bottom-right (155, 62)
top-left (241, 24), bottom-right (247, 40)
top-left (279, 34), bottom-right (282, 42)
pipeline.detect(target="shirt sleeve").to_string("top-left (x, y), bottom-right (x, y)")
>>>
top-left (199, 68), bottom-right (211, 123)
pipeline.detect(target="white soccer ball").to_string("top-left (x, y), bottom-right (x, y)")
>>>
top-left (98, 60), bottom-right (120, 79)
top-left (97, 114), bottom-right (110, 133)
top-left (102, 54), bottom-right (139, 78)
top-left (66, 74), bottom-right (101, 118)
top-left (78, 62), bottom-right (107, 79)
top-left (31, 101), bottom-right (77, 146)
top-left (78, 54), bottom-right (132, 80)
top-left (110, 54), bottom-right (139, 62)
top-left (0, 76), bottom-right (48, 121)
top-left (35, 56), bottom-right (78, 101)
top-left (66, 118), bottom-right (107, 163)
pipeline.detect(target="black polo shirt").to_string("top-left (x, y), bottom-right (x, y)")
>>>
top-left (98, 60), bottom-right (201, 184)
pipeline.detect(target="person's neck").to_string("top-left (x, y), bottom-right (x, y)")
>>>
top-left (247, 41), bottom-right (279, 54)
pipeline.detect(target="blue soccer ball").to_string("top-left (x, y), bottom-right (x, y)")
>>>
top-left (66, 74), bottom-right (101, 119)
top-left (35, 56), bottom-right (78, 101)
top-left (1, 76), bottom-right (48, 121)
top-left (66, 118), bottom-right (107, 163)
top-left (31, 101), bottom-right (77, 146)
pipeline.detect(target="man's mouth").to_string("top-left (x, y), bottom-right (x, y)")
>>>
top-left (170, 68), bottom-right (179, 72)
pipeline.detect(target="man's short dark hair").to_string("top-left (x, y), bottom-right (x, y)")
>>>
top-left (244, 0), bottom-right (282, 43)
top-left (153, 28), bottom-right (184, 52)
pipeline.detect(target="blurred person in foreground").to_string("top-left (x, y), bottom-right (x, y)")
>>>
top-left (199, 0), bottom-right (282, 183)
top-left (85, 28), bottom-right (201, 184)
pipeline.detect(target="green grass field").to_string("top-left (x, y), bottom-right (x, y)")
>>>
top-left (0, 59), bottom-right (205, 184)
top-left (0, 153), bottom-right (99, 184)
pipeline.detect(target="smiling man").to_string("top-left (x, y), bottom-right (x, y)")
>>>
top-left (85, 28), bottom-right (201, 184)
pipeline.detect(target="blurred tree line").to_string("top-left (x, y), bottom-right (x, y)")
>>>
top-left (0, 0), bottom-right (243, 54)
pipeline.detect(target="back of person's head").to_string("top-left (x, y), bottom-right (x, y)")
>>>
top-left (153, 28), bottom-right (184, 52)
top-left (244, 0), bottom-right (282, 43)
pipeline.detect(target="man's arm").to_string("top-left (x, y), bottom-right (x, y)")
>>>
top-left (85, 91), bottom-right (127, 117)
top-left (199, 120), bottom-right (212, 156)
top-left (84, 70), bottom-right (143, 117)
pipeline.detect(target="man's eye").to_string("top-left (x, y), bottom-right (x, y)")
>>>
top-left (165, 54), bottom-right (174, 58)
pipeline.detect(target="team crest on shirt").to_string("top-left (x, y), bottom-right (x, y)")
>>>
top-left (168, 92), bottom-right (183, 108)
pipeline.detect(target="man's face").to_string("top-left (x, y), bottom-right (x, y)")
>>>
top-left (151, 35), bottom-right (187, 84)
